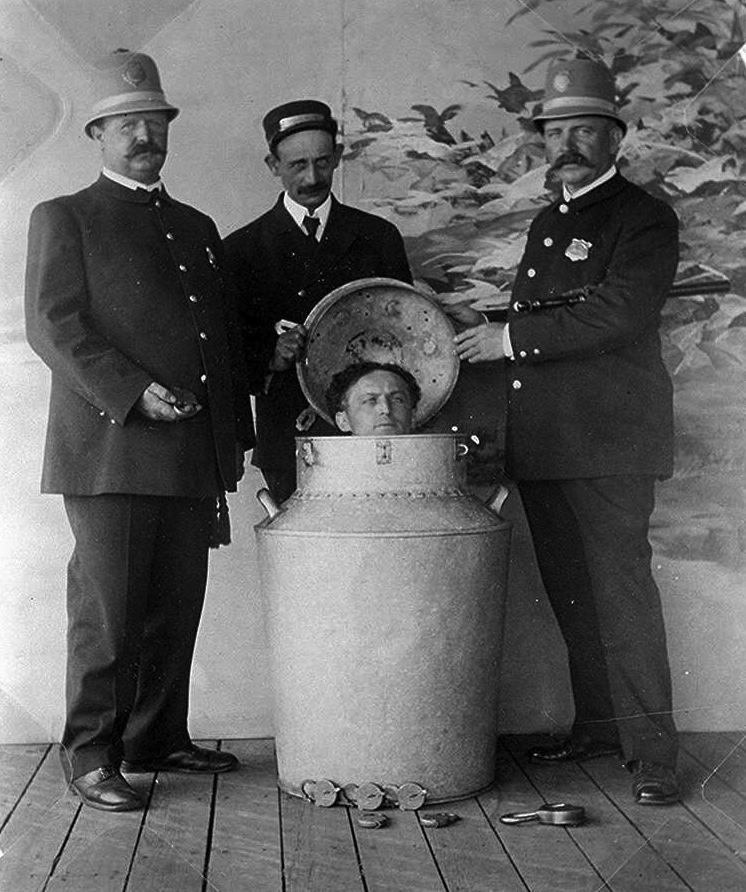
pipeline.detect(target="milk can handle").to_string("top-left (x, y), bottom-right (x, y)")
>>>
top-left (300, 439), bottom-right (315, 466)
top-left (486, 483), bottom-right (509, 516)
top-left (454, 435), bottom-right (510, 517)
top-left (257, 488), bottom-right (281, 519)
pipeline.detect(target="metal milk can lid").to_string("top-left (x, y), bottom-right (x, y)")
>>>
top-left (297, 277), bottom-right (459, 427)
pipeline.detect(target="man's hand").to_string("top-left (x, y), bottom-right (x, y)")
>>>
top-left (454, 323), bottom-right (507, 363)
top-left (136, 382), bottom-right (202, 422)
top-left (440, 301), bottom-right (485, 330)
top-left (269, 323), bottom-right (307, 372)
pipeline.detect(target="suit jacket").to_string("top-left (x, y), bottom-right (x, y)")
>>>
top-left (504, 173), bottom-right (678, 480)
top-left (223, 194), bottom-right (412, 469)
top-left (25, 175), bottom-right (254, 496)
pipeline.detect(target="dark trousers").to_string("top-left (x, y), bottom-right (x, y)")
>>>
top-left (261, 468), bottom-right (297, 505)
top-left (61, 494), bottom-right (213, 780)
top-left (518, 476), bottom-right (678, 768)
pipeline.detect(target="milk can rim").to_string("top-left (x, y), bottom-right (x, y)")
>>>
top-left (296, 277), bottom-right (460, 427)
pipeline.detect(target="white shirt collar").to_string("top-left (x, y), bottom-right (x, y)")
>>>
top-left (283, 192), bottom-right (332, 240)
top-left (103, 168), bottom-right (162, 192)
top-left (562, 164), bottom-right (617, 202)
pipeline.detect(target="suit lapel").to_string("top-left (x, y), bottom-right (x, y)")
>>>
top-left (261, 195), bottom-right (363, 306)
top-left (306, 197), bottom-right (359, 278)
top-left (266, 194), bottom-right (303, 241)
top-left (318, 197), bottom-right (358, 256)
top-left (264, 195), bottom-right (317, 265)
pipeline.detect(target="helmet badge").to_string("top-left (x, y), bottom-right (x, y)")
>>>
top-left (123, 61), bottom-right (147, 87)
top-left (553, 71), bottom-right (571, 93)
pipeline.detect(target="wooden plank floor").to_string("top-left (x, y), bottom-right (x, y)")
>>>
top-left (1, 733), bottom-right (746, 891)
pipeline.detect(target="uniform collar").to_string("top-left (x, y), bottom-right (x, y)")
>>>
top-left (562, 164), bottom-right (617, 203)
top-left (103, 168), bottom-right (163, 192)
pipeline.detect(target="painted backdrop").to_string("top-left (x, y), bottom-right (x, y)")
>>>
top-left (1, 0), bottom-right (745, 743)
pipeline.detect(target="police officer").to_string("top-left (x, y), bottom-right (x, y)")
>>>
top-left (452, 56), bottom-right (680, 805)
top-left (223, 100), bottom-right (412, 504)
top-left (25, 50), bottom-right (255, 811)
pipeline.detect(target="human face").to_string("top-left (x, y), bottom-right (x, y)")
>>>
top-left (336, 370), bottom-right (415, 436)
top-left (266, 129), bottom-right (342, 211)
top-left (92, 111), bottom-right (170, 184)
top-left (542, 115), bottom-right (622, 192)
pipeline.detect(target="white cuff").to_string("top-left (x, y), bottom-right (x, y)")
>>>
top-left (502, 323), bottom-right (514, 360)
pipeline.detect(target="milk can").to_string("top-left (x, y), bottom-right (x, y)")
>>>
top-left (256, 279), bottom-right (511, 805)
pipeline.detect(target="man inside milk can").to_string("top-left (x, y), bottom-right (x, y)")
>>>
top-left (325, 361), bottom-right (420, 437)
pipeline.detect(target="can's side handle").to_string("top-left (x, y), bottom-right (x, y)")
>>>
top-left (454, 437), bottom-right (509, 516)
top-left (300, 439), bottom-right (315, 466)
top-left (486, 484), bottom-right (509, 517)
top-left (257, 488), bottom-right (281, 520)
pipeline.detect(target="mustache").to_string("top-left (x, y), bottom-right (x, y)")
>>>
top-left (128, 142), bottom-right (165, 158)
top-left (550, 151), bottom-right (592, 170)
top-left (297, 184), bottom-right (326, 195)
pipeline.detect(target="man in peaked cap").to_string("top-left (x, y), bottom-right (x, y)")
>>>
top-left (25, 50), bottom-right (259, 811)
top-left (450, 55), bottom-right (680, 804)
top-left (223, 99), bottom-right (412, 504)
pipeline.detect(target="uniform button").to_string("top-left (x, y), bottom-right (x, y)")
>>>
top-left (154, 199), bottom-right (161, 208)
top-left (559, 203), bottom-right (569, 214)
top-left (110, 418), bottom-right (116, 424)
top-left (543, 237), bottom-right (553, 247)
top-left (527, 268), bottom-right (536, 278)
top-left (179, 264), bottom-right (187, 272)
top-left (99, 410), bottom-right (105, 417)
top-left (533, 348), bottom-right (541, 355)
top-left (200, 374), bottom-right (207, 383)
top-left (297, 289), bottom-right (306, 298)
top-left (189, 294), bottom-right (199, 303)
top-left (199, 331), bottom-right (208, 340)
top-left (519, 350), bottom-right (527, 358)
top-left (512, 379), bottom-right (522, 390)
top-left (166, 231), bottom-right (175, 240)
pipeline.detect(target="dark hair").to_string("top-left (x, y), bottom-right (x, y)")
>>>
top-left (325, 362), bottom-right (421, 417)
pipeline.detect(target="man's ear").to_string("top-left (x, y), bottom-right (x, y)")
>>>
top-left (609, 124), bottom-right (624, 154)
top-left (265, 153), bottom-right (279, 176)
top-left (332, 142), bottom-right (344, 168)
top-left (336, 410), bottom-right (351, 433)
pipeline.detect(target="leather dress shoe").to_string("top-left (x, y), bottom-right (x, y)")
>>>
top-left (121, 744), bottom-right (238, 774)
top-left (630, 761), bottom-right (680, 805)
top-left (71, 765), bottom-right (144, 812)
top-left (527, 737), bottom-right (622, 764)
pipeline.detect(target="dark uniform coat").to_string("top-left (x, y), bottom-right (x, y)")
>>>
top-left (25, 174), bottom-right (256, 777)
top-left (502, 172), bottom-right (680, 768)
top-left (505, 172), bottom-right (678, 481)
top-left (25, 175), bottom-right (254, 496)
top-left (223, 194), bottom-right (412, 470)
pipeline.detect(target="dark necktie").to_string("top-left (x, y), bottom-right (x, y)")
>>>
top-left (303, 215), bottom-right (320, 241)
